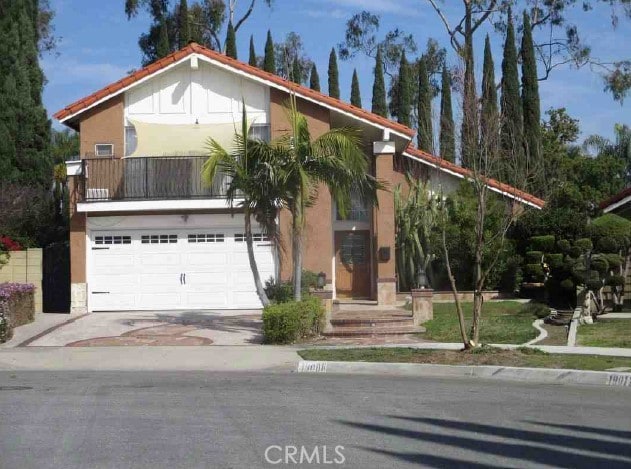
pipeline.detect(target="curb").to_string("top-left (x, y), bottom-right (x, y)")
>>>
top-left (296, 360), bottom-right (631, 388)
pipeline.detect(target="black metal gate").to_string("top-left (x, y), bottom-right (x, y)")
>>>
top-left (43, 242), bottom-right (70, 313)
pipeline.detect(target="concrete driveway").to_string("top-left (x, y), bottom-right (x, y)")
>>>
top-left (24, 310), bottom-right (263, 347)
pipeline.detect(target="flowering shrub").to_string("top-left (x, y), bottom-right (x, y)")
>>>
top-left (0, 235), bottom-right (22, 267)
top-left (0, 283), bottom-right (35, 343)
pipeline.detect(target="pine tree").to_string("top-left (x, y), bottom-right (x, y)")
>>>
top-left (248, 35), bottom-right (257, 66)
top-left (439, 66), bottom-right (455, 162)
top-left (263, 30), bottom-right (275, 73)
top-left (350, 69), bottom-right (362, 107)
top-left (521, 10), bottom-right (542, 178)
top-left (371, 47), bottom-right (387, 117)
top-left (328, 48), bottom-right (340, 99)
top-left (291, 59), bottom-right (302, 84)
top-left (178, 0), bottom-right (190, 48)
top-left (309, 64), bottom-right (320, 91)
top-left (396, 52), bottom-right (412, 127)
top-left (481, 35), bottom-right (499, 169)
top-left (460, 24), bottom-right (478, 168)
top-left (417, 57), bottom-right (433, 152)
top-left (156, 16), bottom-right (170, 59)
top-left (225, 21), bottom-right (237, 59)
top-left (500, 9), bottom-right (524, 180)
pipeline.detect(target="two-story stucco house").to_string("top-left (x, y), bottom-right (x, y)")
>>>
top-left (55, 43), bottom-right (544, 314)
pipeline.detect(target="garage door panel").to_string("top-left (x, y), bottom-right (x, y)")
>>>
top-left (91, 293), bottom-right (135, 311)
top-left (186, 272), bottom-right (228, 285)
top-left (139, 252), bottom-right (181, 266)
top-left (183, 252), bottom-right (228, 267)
top-left (185, 292), bottom-right (229, 308)
top-left (92, 254), bottom-right (135, 269)
top-left (137, 293), bottom-right (183, 309)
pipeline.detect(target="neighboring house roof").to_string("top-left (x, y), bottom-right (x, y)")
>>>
top-left (403, 147), bottom-right (545, 209)
top-left (600, 187), bottom-right (631, 213)
top-left (53, 42), bottom-right (414, 139)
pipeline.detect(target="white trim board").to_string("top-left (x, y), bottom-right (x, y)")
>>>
top-left (77, 198), bottom-right (241, 213)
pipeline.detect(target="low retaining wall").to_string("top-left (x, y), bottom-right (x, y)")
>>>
top-left (0, 283), bottom-right (35, 343)
top-left (0, 249), bottom-right (42, 312)
top-left (398, 290), bottom-right (512, 303)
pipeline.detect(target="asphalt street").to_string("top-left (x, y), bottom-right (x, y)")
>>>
top-left (0, 371), bottom-right (629, 468)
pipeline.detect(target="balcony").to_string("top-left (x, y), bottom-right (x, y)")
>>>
top-left (77, 156), bottom-right (230, 203)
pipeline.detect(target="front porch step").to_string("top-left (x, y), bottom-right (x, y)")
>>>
top-left (330, 317), bottom-right (414, 328)
top-left (322, 325), bottom-right (425, 337)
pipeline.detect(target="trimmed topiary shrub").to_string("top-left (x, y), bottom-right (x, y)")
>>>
top-left (524, 263), bottom-right (544, 280)
top-left (526, 251), bottom-right (544, 264)
top-left (590, 255), bottom-right (609, 275)
top-left (604, 253), bottom-right (623, 269)
top-left (529, 235), bottom-right (556, 252)
top-left (606, 274), bottom-right (625, 287)
top-left (568, 245), bottom-right (582, 258)
top-left (574, 238), bottom-right (593, 252)
top-left (557, 239), bottom-right (571, 253)
top-left (596, 236), bottom-right (619, 253)
top-left (547, 253), bottom-right (564, 269)
top-left (518, 302), bottom-right (551, 319)
top-left (591, 214), bottom-right (631, 249)
top-left (560, 278), bottom-right (575, 290)
top-left (262, 297), bottom-right (325, 344)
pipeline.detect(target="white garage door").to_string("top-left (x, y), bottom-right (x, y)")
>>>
top-left (88, 228), bottom-right (275, 311)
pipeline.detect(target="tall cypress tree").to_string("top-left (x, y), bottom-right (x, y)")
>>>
top-left (178, 0), bottom-right (190, 48)
top-left (248, 35), bottom-right (257, 66)
top-left (417, 57), bottom-right (433, 152)
top-left (156, 16), bottom-right (170, 58)
top-left (521, 10), bottom-right (542, 177)
top-left (481, 34), bottom-right (499, 168)
top-left (263, 30), bottom-right (275, 73)
top-left (225, 21), bottom-right (237, 59)
top-left (439, 66), bottom-right (455, 162)
top-left (0, 0), bottom-right (51, 186)
top-left (500, 9), bottom-right (524, 179)
top-left (309, 64), bottom-right (320, 91)
top-left (328, 48), bottom-right (340, 99)
top-left (291, 59), bottom-right (302, 84)
top-left (350, 69), bottom-right (362, 107)
top-left (460, 14), bottom-right (478, 168)
top-left (371, 47), bottom-right (387, 117)
top-left (396, 52), bottom-right (412, 127)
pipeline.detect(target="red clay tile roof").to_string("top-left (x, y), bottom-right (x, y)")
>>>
top-left (600, 187), bottom-right (631, 210)
top-left (403, 147), bottom-right (545, 208)
top-left (53, 43), bottom-right (415, 138)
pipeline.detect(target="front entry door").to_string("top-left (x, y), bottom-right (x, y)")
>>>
top-left (335, 230), bottom-right (371, 298)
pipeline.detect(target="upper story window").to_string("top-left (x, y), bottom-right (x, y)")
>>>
top-left (95, 144), bottom-right (114, 158)
top-left (248, 123), bottom-right (271, 142)
top-left (125, 126), bottom-right (137, 156)
top-left (337, 192), bottom-right (370, 222)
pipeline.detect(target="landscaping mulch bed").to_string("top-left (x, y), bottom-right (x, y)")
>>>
top-left (298, 347), bottom-right (631, 372)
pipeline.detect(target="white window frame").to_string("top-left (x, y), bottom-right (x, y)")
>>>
top-left (95, 143), bottom-right (114, 157)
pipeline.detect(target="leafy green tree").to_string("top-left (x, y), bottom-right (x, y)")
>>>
top-left (202, 107), bottom-right (285, 307)
top-left (274, 32), bottom-right (313, 81)
top-left (51, 129), bottom-right (79, 164)
top-left (248, 34), bottom-right (257, 66)
top-left (263, 30), bottom-right (275, 73)
top-left (481, 34), bottom-right (499, 172)
top-left (521, 11), bottom-right (542, 184)
top-left (225, 21), bottom-right (237, 58)
top-left (417, 57), bottom-right (432, 152)
top-left (439, 66), bottom-right (455, 162)
top-left (309, 64), bottom-right (320, 91)
top-left (328, 48), bottom-right (340, 99)
top-left (371, 47), bottom-right (387, 117)
top-left (500, 10), bottom-right (524, 182)
top-left (291, 59), bottom-right (302, 84)
top-left (156, 15), bottom-right (170, 58)
top-left (395, 51), bottom-right (411, 127)
top-left (583, 124), bottom-right (631, 184)
top-left (276, 97), bottom-right (378, 300)
top-left (350, 69), bottom-right (362, 107)
top-left (178, 0), bottom-right (190, 48)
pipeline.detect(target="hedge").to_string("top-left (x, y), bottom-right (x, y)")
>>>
top-left (262, 296), bottom-right (325, 344)
top-left (0, 283), bottom-right (35, 343)
top-left (529, 235), bottom-right (555, 252)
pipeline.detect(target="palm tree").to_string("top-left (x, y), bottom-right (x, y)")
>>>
top-left (274, 96), bottom-right (378, 301)
top-left (202, 107), bottom-right (286, 307)
top-left (583, 124), bottom-right (631, 184)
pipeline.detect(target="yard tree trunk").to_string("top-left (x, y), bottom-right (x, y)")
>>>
top-left (244, 208), bottom-right (270, 307)
top-left (292, 199), bottom-right (304, 301)
top-left (470, 187), bottom-right (487, 345)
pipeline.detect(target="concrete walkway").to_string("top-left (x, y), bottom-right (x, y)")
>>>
top-left (599, 312), bottom-right (631, 319)
top-left (0, 312), bottom-right (81, 348)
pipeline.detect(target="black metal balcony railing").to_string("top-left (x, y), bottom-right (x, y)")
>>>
top-left (80, 156), bottom-right (230, 202)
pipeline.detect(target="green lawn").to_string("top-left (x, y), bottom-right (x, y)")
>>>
top-left (422, 301), bottom-right (538, 344)
top-left (298, 347), bottom-right (631, 372)
top-left (577, 319), bottom-right (631, 348)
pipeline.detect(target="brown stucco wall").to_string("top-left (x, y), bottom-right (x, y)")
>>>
top-left (270, 88), bottom-right (333, 282)
top-left (68, 175), bottom-right (86, 283)
top-left (374, 153), bottom-right (396, 280)
top-left (79, 94), bottom-right (124, 158)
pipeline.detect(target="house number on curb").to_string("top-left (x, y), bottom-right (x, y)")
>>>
top-left (298, 361), bottom-right (328, 373)
top-left (606, 374), bottom-right (631, 387)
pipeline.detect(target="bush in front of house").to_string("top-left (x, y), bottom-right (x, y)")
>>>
top-left (262, 296), bottom-right (325, 344)
top-left (264, 270), bottom-right (321, 304)
top-left (0, 283), bottom-right (35, 343)
top-left (518, 302), bottom-right (551, 319)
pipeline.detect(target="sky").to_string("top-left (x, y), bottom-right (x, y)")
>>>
top-left (44, 0), bottom-right (630, 142)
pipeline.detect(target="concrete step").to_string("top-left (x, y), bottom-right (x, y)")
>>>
top-left (330, 317), bottom-right (414, 328)
top-left (323, 325), bottom-right (425, 337)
